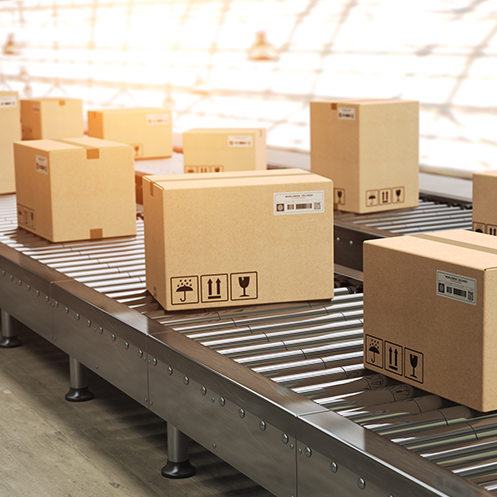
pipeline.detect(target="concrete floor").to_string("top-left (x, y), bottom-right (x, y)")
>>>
top-left (0, 322), bottom-right (272, 497)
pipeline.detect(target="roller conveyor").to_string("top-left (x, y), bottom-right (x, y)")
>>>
top-left (334, 194), bottom-right (473, 273)
top-left (0, 192), bottom-right (493, 496)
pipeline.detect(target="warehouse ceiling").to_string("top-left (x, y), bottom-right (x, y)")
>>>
top-left (0, 0), bottom-right (496, 175)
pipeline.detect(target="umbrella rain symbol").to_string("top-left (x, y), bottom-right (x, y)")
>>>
top-left (368, 339), bottom-right (380, 363)
top-left (176, 279), bottom-right (193, 302)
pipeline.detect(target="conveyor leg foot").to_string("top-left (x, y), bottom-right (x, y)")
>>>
top-left (161, 460), bottom-right (196, 479)
top-left (162, 424), bottom-right (196, 479)
top-left (65, 356), bottom-right (94, 402)
top-left (0, 310), bottom-right (22, 348)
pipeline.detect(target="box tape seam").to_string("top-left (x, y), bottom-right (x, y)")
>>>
top-left (414, 233), bottom-right (497, 258)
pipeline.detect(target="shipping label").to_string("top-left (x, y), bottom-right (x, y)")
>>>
top-left (32, 102), bottom-right (40, 112)
top-left (437, 270), bottom-right (476, 305)
top-left (228, 135), bottom-right (253, 147)
top-left (274, 191), bottom-right (324, 215)
top-left (338, 107), bottom-right (355, 120)
top-left (146, 113), bottom-right (170, 126)
top-left (0, 96), bottom-right (16, 108)
top-left (35, 155), bottom-right (48, 174)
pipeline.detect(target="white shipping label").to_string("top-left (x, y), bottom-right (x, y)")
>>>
top-left (436, 270), bottom-right (476, 305)
top-left (228, 135), bottom-right (253, 147)
top-left (32, 103), bottom-right (40, 112)
top-left (338, 107), bottom-right (355, 120)
top-left (36, 155), bottom-right (48, 174)
top-left (0, 96), bottom-right (16, 108)
top-left (274, 191), bottom-right (324, 215)
top-left (146, 113), bottom-right (170, 125)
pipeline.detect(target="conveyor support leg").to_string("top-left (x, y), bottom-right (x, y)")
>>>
top-left (161, 423), bottom-right (196, 479)
top-left (0, 309), bottom-right (22, 348)
top-left (65, 356), bottom-right (94, 402)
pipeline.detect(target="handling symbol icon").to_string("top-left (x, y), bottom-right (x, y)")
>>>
top-left (239, 276), bottom-right (250, 297)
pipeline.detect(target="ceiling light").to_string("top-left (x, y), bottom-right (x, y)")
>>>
top-left (247, 31), bottom-right (279, 62)
top-left (2, 33), bottom-right (20, 56)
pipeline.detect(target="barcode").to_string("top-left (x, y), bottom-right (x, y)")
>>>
top-left (454, 288), bottom-right (467, 298)
top-left (447, 287), bottom-right (452, 294)
top-left (468, 291), bottom-right (474, 301)
top-left (286, 202), bottom-right (320, 211)
top-left (275, 191), bottom-right (324, 215)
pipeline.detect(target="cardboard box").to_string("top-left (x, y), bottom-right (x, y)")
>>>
top-left (14, 137), bottom-right (136, 242)
top-left (143, 169), bottom-right (333, 311)
top-left (0, 91), bottom-right (21, 194)
top-left (87, 108), bottom-right (173, 159)
top-left (135, 170), bottom-right (148, 205)
top-left (363, 229), bottom-right (497, 412)
top-left (183, 128), bottom-right (266, 173)
top-left (472, 171), bottom-right (497, 236)
top-left (20, 98), bottom-right (84, 140)
top-left (310, 99), bottom-right (419, 214)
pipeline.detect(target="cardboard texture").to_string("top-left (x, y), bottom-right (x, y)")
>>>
top-left (183, 128), bottom-right (266, 173)
top-left (87, 108), bottom-right (173, 159)
top-left (135, 170), bottom-right (148, 205)
top-left (20, 98), bottom-right (84, 140)
top-left (472, 170), bottom-right (497, 236)
top-left (310, 99), bottom-right (419, 214)
top-left (143, 169), bottom-right (333, 311)
top-left (14, 137), bottom-right (136, 242)
top-left (0, 91), bottom-right (21, 194)
top-left (363, 229), bottom-right (497, 412)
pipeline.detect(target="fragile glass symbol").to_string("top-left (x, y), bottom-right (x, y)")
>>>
top-left (239, 277), bottom-right (250, 297)
top-left (410, 354), bottom-right (418, 378)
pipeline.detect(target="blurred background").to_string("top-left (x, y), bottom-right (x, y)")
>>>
top-left (0, 0), bottom-right (495, 177)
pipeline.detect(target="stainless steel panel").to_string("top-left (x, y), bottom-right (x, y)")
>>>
top-left (147, 332), bottom-right (327, 434)
top-left (48, 280), bottom-right (154, 406)
top-left (48, 297), bottom-right (149, 406)
top-left (148, 354), bottom-right (297, 497)
top-left (296, 410), bottom-right (487, 497)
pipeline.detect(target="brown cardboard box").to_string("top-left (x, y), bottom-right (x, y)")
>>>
top-left (135, 170), bottom-right (148, 205)
top-left (14, 137), bottom-right (136, 242)
top-left (472, 171), bottom-right (497, 236)
top-left (310, 99), bottom-right (419, 214)
top-left (363, 229), bottom-right (497, 412)
top-left (87, 108), bottom-right (173, 159)
top-left (20, 98), bottom-right (84, 140)
top-left (143, 169), bottom-right (333, 311)
top-left (183, 128), bottom-right (266, 173)
top-left (0, 91), bottom-right (21, 194)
